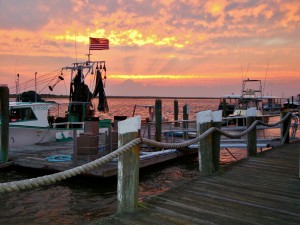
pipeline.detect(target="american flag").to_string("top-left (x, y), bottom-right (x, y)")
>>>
top-left (89, 37), bottom-right (109, 50)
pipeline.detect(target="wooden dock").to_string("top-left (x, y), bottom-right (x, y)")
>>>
top-left (8, 141), bottom-right (197, 177)
top-left (7, 137), bottom-right (278, 178)
top-left (94, 141), bottom-right (300, 224)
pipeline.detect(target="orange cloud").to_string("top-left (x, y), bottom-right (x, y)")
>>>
top-left (0, 0), bottom-right (299, 97)
top-left (278, 2), bottom-right (300, 28)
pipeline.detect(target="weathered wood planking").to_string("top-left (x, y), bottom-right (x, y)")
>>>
top-left (8, 141), bottom-right (197, 177)
top-left (94, 141), bottom-right (300, 225)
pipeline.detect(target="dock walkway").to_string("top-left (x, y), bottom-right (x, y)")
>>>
top-left (96, 141), bottom-right (300, 224)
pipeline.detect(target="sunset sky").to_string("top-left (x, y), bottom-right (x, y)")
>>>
top-left (0, 0), bottom-right (299, 98)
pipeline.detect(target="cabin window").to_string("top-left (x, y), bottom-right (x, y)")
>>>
top-left (10, 107), bottom-right (37, 122)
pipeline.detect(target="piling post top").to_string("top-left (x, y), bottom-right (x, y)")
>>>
top-left (196, 110), bottom-right (212, 124)
top-left (246, 107), bottom-right (257, 117)
top-left (183, 104), bottom-right (190, 114)
top-left (118, 116), bottom-right (141, 134)
top-left (211, 110), bottom-right (222, 122)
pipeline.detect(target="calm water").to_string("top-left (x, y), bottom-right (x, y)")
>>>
top-left (0, 97), bottom-right (287, 224)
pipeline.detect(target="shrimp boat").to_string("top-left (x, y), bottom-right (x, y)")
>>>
top-left (0, 57), bottom-right (110, 148)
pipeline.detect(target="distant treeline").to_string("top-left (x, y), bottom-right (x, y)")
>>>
top-left (10, 94), bottom-right (68, 99)
top-left (9, 94), bottom-right (220, 100)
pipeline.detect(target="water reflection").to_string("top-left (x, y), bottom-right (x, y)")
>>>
top-left (0, 155), bottom-right (202, 225)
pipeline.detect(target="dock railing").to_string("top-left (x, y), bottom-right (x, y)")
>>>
top-left (0, 107), bottom-right (297, 215)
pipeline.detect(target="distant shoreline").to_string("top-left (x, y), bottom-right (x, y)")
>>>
top-left (9, 94), bottom-right (221, 100)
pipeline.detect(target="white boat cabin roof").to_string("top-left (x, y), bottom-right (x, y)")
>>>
top-left (9, 101), bottom-right (56, 108)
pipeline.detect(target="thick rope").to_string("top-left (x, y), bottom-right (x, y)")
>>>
top-left (280, 115), bottom-right (292, 144)
top-left (0, 112), bottom-right (292, 193)
top-left (0, 138), bottom-right (141, 193)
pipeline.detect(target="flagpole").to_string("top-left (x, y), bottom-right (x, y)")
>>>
top-left (87, 37), bottom-right (91, 61)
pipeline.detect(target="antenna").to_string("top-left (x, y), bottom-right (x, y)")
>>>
top-left (74, 24), bottom-right (78, 63)
top-left (263, 60), bottom-right (270, 96)
top-left (35, 72), bottom-right (37, 102)
top-left (16, 74), bottom-right (20, 101)
top-left (245, 61), bottom-right (250, 79)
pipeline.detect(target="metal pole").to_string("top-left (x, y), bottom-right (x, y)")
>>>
top-left (35, 72), bottom-right (37, 102)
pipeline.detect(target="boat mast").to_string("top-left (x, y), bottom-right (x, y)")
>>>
top-left (35, 72), bottom-right (37, 102)
top-left (16, 74), bottom-right (20, 101)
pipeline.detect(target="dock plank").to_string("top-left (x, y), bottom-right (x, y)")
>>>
top-left (8, 141), bottom-right (197, 177)
top-left (94, 141), bottom-right (300, 224)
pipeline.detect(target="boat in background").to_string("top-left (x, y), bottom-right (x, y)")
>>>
top-left (262, 95), bottom-right (283, 114)
top-left (3, 101), bottom-right (58, 147)
top-left (221, 78), bottom-right (278, 126)
top-left (283, 94), bottom-right (300, 109)
top-left (1, 57), bottom-right (111, 148)
top-left (218, 94), bottom-right (240, 117)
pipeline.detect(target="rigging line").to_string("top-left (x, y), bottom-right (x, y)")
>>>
top-left (15, 71), bottom-right (60, 89)
top-left (15, 64), bottom-right (72, 87)
top-left (63, 80), bottom-right (68, 96)
top-left (35, 74), bottom-right (60, 93)
top-left (38, 72), bottom-right (70, 94)
top-left (245, 61), bottom-right (250, 78)
top-left (17, 75), bottom-right (57, 91)
top-left (18, 69), bottom-right (66, 87)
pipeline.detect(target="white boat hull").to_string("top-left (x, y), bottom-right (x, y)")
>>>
top-left (2, 127), bottom-right (56, 148)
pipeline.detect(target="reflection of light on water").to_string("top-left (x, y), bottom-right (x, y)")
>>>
top-left (45, 97), bottom-right (221, 121)
top-left (138, 161), bottom-right (200, 201)
top-left (0, 171), bottom-right (117, 225)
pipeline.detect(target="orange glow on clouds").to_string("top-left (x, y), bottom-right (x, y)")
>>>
top-left (0, 0), bottom-right (299, 97)
top-left (109, 74), bottom-right (243, 80)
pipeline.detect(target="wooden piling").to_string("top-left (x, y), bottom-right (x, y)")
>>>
top-left (155, 99), bottom-right (162, 143)
top-left (0, 85), bottom-right (9, 163)
top-left (197, 110), bottom-right (213, 175)
top-left (281, 110), bottom-right (290, 144)
top-left (183, 104), bottom-right (189, 140)
top-left (222, 98), bottom-right (227, 117)
top-left (246, 108), bottom-right (257, 156)
top-left (174, 99), bottom-right (179, 127)
top-left (211, 110), bottom-right (222, 172)
top-left (72, 129), bottom-right (77, 164)
top-left (117, 116), bottom-right (141, 214)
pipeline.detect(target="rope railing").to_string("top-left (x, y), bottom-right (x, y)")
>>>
top-left (0, 138), bottom-right (141, 193)
top-left (0, 112), bottom-right (293, 193)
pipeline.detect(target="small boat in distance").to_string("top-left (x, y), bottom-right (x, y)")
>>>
top-left (220, 78), bottom-right (280, 126)
top-left (283, 94), bottom-right (300, 109)
top-left (218, 94), bottom-right (240, 117)
top-left (262, 95), bottom-right (283, 114)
